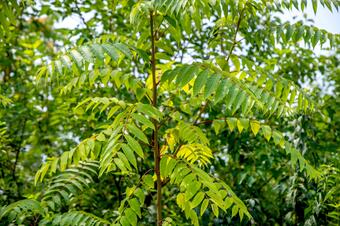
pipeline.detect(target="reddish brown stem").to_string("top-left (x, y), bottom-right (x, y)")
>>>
top-left (150, 10), bottom-right (162, 226)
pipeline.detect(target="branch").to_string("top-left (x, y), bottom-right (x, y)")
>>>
top-left (194, 102), bottom-right (208, 125)
top-left (226, 7), bottom-right (246, 62)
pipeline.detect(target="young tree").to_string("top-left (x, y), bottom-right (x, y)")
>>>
top-left (1, 0), bottom-right (339, 225)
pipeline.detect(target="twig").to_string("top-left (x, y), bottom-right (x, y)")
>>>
top-left (194, 103), bottom-right (208, 125)
top-left (226, 7), bottom-right (246, 62)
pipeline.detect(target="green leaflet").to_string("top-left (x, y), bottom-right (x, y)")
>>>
top-left (113, 43), bottom-right (133, 59)
top-left (275, 81), bottom-right (283, 98)
top-left (131, 113), bottom-right (155, 130)
top-left (160, 69), bottom-right (175, 84)
top-left (127, 123), bottom-right (149, 144)
top-left (160, 157), bottom-right (168, 178)
top-left (212, 120), bottom-right (225, 135)
top-left (285, 24), bottom-right (293, 42)
top-left (79, 46), bottom-right (94, 62)
top-left (122, 144), bottom-right (138, 170)
top-left (204, 74), bottom-right (220, 98)
top-left (176, 65), bottom-right (198, 88)
top-left (136, 103), bottom-right (163, 121)
top-left (49, 158), bottom-right (59, 175)
top-left (185, 181), bottom-right (201, 201)
top-left (143, 174), bottom-right (154, 189)
top-left (232, 205), bottom-right (239, 217)
top-left (125, 208), bottom-right (138, 225)
top-left (214, 79), bottom-right (229, 104)
top-left (289, 88), bottom-right (297, 105)
top-left (304, 26), bottom-right (313, 43)
top-left (191, 192), bottom-right (205, 208)
top-left (226, 86), bottom-right (238, 110)
top-left (312, 0), bottom-right (318, 14)
top-left (237, 118), bottom-right (249, 133)
top-left (294, 24), bottom-right (304, 42)
top-left (114, 157), bottom-right (127, 171)
top-left (272, 131), bottom-right (285, 148)
top-left (60, 151), bottom-right (69, 171)
top-left (100, 142), bottom-right (121, 176)
top-left (69, 50), bottom-right (83, 69)
top-left (200, 199), bottom-right (209, 216)
top-left (90, 43), bottom-right (105, 62)
top-left (211, 203), bottom-right (219, 217)
top-left (193, 69), bottom-right (209, 96)
top-left (230, 55), bottom-right (240, 71)
top-left (128, 198), bottom-right (141, 218)
top-left (281, 86), bottom-right (290, 102)
top-left (262, 125), bottom-right (272, 141)
top-left (117, 152), bottom-right (132, 171)
top-left (101, 43), bottom-right (119, 61)
top-left (312, 29), bottom-right (321, 48)
top-left (225, 197), bottom-right (233, 210)
top-left (108, 106), bottom-right (121, 119)
top-left (232, 91), bottom-right (247, 114)
top-left (60, 55), bottom-right (72, 71)
top-left (161, 157), bottom-right (177, 178)
top-left (124, 134), bottom-right (144, 159)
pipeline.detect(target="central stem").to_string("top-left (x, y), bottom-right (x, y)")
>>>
top-left (150, 10), bottom-right (162, 226)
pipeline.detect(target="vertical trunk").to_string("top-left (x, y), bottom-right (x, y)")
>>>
top-left (149, 10), bottom-right (162, 226)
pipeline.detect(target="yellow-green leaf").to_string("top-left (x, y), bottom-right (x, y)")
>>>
top-left (211, 203), bottom-right (219, 217)
top-left (262, 125), bottom-right (272, 141)
top-left (226, 117), bottom-right (237, 132)
top-left (200, 199), bottom-right (209, 216)
top-left (232, 205), bottom-right (238, 218)
top-left (191, 192), bottom-right (205, 208)
top-left (250, 120), bottom-right (261, 136)
top-left (60, 152), bottom-right (69, 171)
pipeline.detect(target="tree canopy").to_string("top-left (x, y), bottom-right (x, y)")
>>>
top-left (0, 0), bottom-right (339, 225)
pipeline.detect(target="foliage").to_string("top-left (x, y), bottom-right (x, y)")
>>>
top-left (0, 0), bottom-right (339, 225)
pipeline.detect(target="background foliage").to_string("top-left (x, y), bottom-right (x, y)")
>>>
top-left (0, 0), bottom-right (339, 225)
